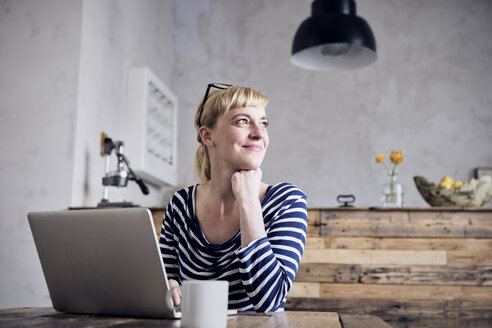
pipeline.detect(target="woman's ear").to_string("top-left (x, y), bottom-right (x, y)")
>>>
top-left (199, 126), bottom-right (214, 148)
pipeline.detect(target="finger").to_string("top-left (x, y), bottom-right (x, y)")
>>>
top-left (172, 290), bottom-right (181, 306)
top-left (169, 279), bottom-right (181, 306)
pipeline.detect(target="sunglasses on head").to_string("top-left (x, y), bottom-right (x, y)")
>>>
top-left (198, 83), bottom-right (232, 127)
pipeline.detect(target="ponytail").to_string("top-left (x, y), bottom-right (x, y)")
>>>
top-left (194, 143), bottom-right (211, 182)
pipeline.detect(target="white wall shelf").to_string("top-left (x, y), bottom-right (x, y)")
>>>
top-left (125, 67), bottom-right (178, 186)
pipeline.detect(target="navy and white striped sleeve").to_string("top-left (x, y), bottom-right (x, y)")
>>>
top-left (235, 185), bottom-right (308, 312)
top-left (159, 195), bottom-right (180, 282)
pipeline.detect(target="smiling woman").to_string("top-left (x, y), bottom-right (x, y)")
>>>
top-left (210, 107), bottom-right (269, 173)
top-left (159, 84), bottom-right (308, 313)
top-left (194, 85), bottom-right (270, 181)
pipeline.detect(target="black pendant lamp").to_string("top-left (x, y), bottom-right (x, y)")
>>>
top-left (291, 0), bottom-right (377, 71)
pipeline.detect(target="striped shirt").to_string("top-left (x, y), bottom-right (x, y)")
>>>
top-left (159, 182), bottom-right (307, 312)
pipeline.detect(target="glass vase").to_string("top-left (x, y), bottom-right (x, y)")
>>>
top-left (381, 171), bottom-right (404, 207)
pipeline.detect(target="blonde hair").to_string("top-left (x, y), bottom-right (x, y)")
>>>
top-left (194, 85), bottom-right (269, 182)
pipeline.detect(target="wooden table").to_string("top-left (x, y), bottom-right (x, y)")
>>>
top-left (0, 308), bottom-right (392, 328)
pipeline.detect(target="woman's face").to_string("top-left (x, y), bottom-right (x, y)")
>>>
top-left (210, 107), bottom-right (269, 171)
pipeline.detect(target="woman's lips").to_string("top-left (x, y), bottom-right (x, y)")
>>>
top-left (243, 144), bottom-right (263, 151)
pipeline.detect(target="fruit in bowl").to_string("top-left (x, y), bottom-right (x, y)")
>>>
top-left (413, 175), bottom-right (492, 207)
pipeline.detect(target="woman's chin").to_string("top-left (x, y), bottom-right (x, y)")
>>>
top-left (238, 166), bottom-right (259, 171)
top-left (231, 156), bottom-right (265, 171)
top-left (238, 162), bottom-right (262, 171)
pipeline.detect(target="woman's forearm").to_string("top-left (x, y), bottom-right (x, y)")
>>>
top-left (231, 169), bottom-right (266, 247)
top-left (238, 197), bottom-right (266, 248)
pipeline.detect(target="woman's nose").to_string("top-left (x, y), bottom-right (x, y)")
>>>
top-left (249, 123), bottom-right (264, 139)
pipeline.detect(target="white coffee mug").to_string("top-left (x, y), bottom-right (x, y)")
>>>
top-left (174, 280), bottom-right (229, 328)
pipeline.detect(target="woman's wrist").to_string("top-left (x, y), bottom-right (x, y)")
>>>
top-left (236, 193), bottom-right (260, 207)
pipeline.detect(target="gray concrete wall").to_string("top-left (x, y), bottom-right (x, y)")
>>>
top-left (0, 0), bottom-right (174, 309)
top-left (173, 0), bottom-right (492, 207)
top-left (71, 0), bottom-right (176, 208)
top-left (0, 0), bottom-right (83, 308)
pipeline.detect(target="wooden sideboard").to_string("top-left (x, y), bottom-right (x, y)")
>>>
top-left (285, 207), bottom-right (492, 328)
top-left (150, 208), bottom-right (166, 237)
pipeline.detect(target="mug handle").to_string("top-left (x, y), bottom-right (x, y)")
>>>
top-left (167, 285), bottom-right (182, 312)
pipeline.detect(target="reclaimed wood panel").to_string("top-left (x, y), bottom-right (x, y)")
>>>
top-left (290, 208), bottom-right (492, 328)
top-left (289, 282), bottom-right (320, 298)
top-left (302, 249), bottom-right (447, 265)
top-left (322, 236), bottom-right (491, 251)
top-left (323, 236), bottom-right (388, 250)
top-left (305, 237), bottom-right (325, 249)
top-left (360, 265), bottom-right (492, 286)
top-left (296, 263), bottom-right (359, 283)
top-left (378, 237), bottom-right (491, 251)
top-left (320, 210), bottom-right (492, 238)
top-left (408, 211), bottom-right (492, 238)
top-left (447, 249), bottom-right (492, 265)
top-left (319, 237), bottom-right (492, 265)
top-left (318, 283), bottom-right (492, 302)
top-left (286, 297), bottom-right (492, 328)
top-left (296, 264), bottom-right (492, 286)
top-left (307, 209), bottom-right (320, 237)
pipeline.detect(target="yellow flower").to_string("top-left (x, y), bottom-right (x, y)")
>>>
top-left (375, 150), bottom-right (404, 174)
top-left (453, 181), bottom-right (463, 189)
top-left (390, 150), bottom-right (404, 164)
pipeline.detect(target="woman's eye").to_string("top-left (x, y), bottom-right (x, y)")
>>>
top-left (236, 118), bottom-right (249, 125)
top-left (260, 121), bottom-right (269, 128)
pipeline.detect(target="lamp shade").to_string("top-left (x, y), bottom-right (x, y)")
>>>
top-left (291, 0), bottom-right (377, 71)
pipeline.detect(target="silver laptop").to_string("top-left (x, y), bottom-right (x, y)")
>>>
top-left (28, 208), bottom-right (181, 319)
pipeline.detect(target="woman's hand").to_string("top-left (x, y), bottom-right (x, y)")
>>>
top-left (169, 279), bottom-right (181, 306)
top-left (231, 168), bottom-right (262, 204)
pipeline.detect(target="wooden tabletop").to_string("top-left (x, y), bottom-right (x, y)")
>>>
top-left (0, 308), bottom-right (392, 328)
